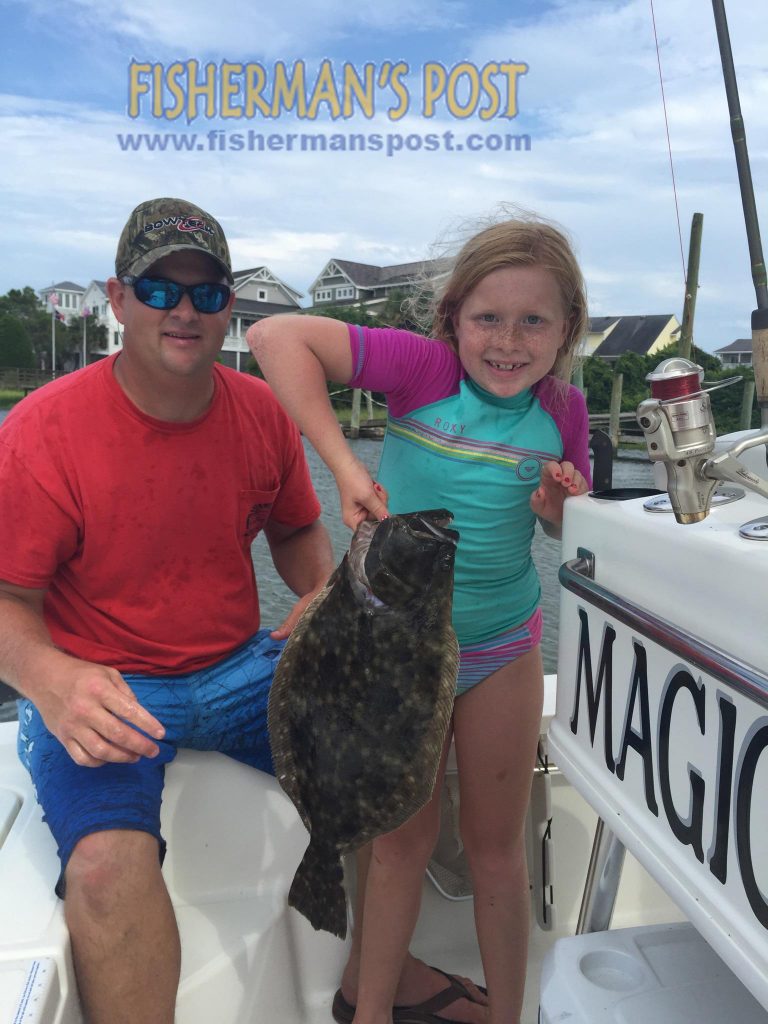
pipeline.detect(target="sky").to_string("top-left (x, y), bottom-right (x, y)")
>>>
top-left (0, 0), bottom-right (766, 354)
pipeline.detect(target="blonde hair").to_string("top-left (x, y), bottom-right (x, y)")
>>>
top-left (411, 211), bottom-right (588, 385)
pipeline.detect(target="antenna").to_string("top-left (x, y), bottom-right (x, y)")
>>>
top-left (711, 0), bottom-right (768, 426)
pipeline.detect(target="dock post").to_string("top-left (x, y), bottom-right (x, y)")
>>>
top-left (741, 378), bottom-right (756, 429)
top-left (608, 373), bottom-right (623, 451)
top-left (350, 388), bottom-right (361, 439)
top-left (589, 429), bottom-right (614, 490)
top-left (679, 213), bottom-right (704, 361)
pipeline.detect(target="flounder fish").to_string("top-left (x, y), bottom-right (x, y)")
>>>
top-left (268, 509), bottom-right (460, 938)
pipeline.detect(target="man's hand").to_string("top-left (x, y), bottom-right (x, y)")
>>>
top-left (0, 582), bottom-right (165, 768)
top-left (34, 656), bottom-right (166, 768)
top-left (269, 584), bottom-right (327, 641)
top-left (530, 460), bottom-right (588, 530)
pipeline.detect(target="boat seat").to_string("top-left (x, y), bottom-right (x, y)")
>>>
top-left (0, 733), bottom-right (349, 1024)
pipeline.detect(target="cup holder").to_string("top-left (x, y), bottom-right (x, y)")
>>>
top-left (579, 949), bottom-right (646, 992)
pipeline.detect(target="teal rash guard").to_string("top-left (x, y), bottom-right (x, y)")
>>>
top-left (347, 325), bottom-right (592, 646)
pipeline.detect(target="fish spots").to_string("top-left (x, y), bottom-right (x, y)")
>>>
top-left (393, 648), bottom-right (416, 666)
top-left (369, 686), bottom-right (404, 717)
top-left (267, 511), bottom-right (461, 937)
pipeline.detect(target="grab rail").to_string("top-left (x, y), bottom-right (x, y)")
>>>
top-left (559, 550), bottom-right (768, 709)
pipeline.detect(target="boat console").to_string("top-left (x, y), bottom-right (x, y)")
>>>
top-left (543, 426), bottom-right (768, 1021)
top-left (543, 1), bottom-right (768, 1004)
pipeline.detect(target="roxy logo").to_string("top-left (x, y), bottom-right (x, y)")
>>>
top-left (433, 417), bottom-right (465, 434)
top-left (516, 457), bottom-right (541, 480)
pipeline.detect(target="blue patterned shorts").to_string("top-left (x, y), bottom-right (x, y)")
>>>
top-left (17, 630), bottom-right (284, 889)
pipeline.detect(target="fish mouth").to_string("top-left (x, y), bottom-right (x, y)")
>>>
top-left (351, 510), bottom-right (457, 565)
top-left (403, 509), bottom-right (458, 546)
top-left (348, 509), bottom-right (458, 605)
top-left (347, 521), bottom-right (379, 593)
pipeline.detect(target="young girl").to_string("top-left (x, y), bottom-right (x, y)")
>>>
top-left (248, 215), bottom-right (591, 1024)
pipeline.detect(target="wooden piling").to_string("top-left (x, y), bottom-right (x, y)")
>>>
top-left (679, 213), bottom-right (704, 361)
top-left (350, 388), bottom-right (361, 439)
top-left (740, 378), bottom-right (756, 429)
top-left (609, 373), bottom-right (623, 450)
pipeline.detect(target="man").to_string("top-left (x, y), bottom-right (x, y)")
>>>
top-left (0, 198), bottom-right (335, 1024)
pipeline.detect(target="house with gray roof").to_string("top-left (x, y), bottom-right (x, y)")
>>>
top-left (79, 280), bottom-right (123, 363)
top-left (308, 258), bottom-right (440, 311)
top-left (38, 281), bottom-right (86, 320)
top-left (715, 338), bottom-right (752, 367)
top-left (224, 266), bottom-right (303, 369)
top-left (585, 314), bottom-right (681, 361)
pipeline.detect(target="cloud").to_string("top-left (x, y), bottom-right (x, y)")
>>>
top-left (1, 0), bottom-right (765, 353)
top-left (10, 0), bottom-right (467, 58)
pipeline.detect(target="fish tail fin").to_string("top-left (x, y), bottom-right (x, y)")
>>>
top-left (288, 840), bottom-right (348, 939)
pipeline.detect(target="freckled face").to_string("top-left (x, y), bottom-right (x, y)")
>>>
top-left (454, 265), bottom-right (568, 398)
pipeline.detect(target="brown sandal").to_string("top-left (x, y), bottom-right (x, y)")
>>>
top-left (331, 968), bottom-right (487, 1024)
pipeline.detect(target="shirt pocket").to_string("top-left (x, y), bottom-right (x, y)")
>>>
top-left (239, 487), bottom-right (279, 547)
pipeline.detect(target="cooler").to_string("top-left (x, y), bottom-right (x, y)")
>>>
top-left (539, 921), bottom-right (768, 1024)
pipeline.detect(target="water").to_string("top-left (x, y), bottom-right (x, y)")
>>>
top-left (0, 419), bottom-right (654, 722)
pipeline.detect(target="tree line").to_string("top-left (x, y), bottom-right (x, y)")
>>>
top-left (3, 285), bottom-right (754, 435)
top-left (0, 287), bottom-right (107, 373)
top-left (582, 345), bottom-right (759, 435)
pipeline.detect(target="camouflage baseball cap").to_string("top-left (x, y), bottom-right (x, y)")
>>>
top-left (115, 197), bottom-right (233, 282)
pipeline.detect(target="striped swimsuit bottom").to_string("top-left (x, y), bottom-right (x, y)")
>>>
top-left (455, 607), bottom-right (543, 694)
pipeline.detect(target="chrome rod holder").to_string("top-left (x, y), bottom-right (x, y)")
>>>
top-left (576, 819), bottom-right (627, 934)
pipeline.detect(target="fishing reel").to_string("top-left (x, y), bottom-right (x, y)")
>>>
top-left (637, 357), bottom-right (768, 523)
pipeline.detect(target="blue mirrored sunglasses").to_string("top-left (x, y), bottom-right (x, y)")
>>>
top-left (121, 276), bottom-right (232, 314)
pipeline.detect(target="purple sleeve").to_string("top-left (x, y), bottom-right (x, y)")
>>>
top-left (346, 324), bottom-right (462, 418)
top-left (536, 378), bottom-right (592, 486)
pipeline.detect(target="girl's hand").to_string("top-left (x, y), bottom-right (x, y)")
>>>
top-left (333, 458), bottom-right (390, 531)
top-left (530, 460), bottom-right (588, 529)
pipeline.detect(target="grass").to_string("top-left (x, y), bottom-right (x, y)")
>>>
top-left (332, 405), bottom-right (355, 424)
top-left (331, 405), bottom-right (387, 426)
top-left (0, 390), bottom-right (23, 409)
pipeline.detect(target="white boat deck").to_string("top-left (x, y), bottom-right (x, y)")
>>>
top-left (0, 672), bottom-right (685, 1024)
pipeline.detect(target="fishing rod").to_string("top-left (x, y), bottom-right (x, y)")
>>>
top-left (635, 3), bottom-right (768, 523)
top-left (711, 0), bottom-right (768, 427)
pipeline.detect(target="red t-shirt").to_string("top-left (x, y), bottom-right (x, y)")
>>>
top-left (0, 356), bottom-right (321, 673)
